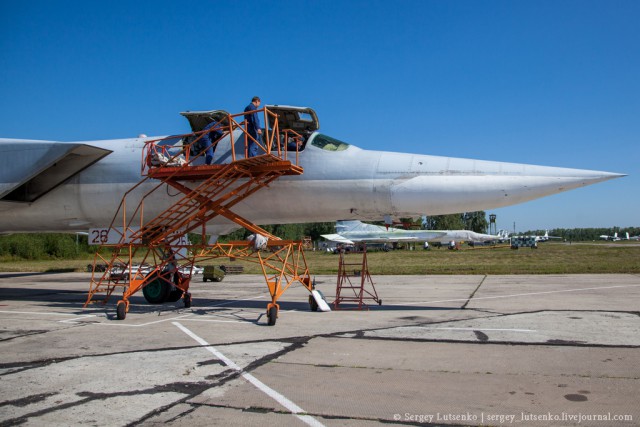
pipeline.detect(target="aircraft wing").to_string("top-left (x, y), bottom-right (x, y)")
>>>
top-left (321, 234), bottom-right (355, 244)
top-left (323, 230), bottom-right (448, 244)
top-left (0, 139), bottom-right (112, 204)
top-left (367, 234), bottom-right (445, 243)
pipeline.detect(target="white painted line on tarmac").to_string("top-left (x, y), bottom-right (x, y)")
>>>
top-left (59, 314), bottom-right (98, 324)
top-left (173, 321), bottom-right (326, 427)
top-left (392, 283), bottom-right (640, 307)
top-left (178, 318), bottom-right (247, 324)
top-left (425, 327), bottom-right (536, 332)
top-left (0, 310), bottom-right (81, 317)
top-left (90, 294), bottom-right (268, 327)
top-left (97, 313), bottom-right (195, 327)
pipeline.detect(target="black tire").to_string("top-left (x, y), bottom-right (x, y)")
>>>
top-left (142, 275), bottom-right (170, 304)
top-left (202, 278), bottom-right (208, 282)
top-left (267, 306), bottom-right (277, 326)
top-left (309, 295), bottom-right (318, 312)
top-left (183, 292), bottom-right (192, 308)
top-left (166, 287), bottom-right (183, 302)
top-left (116, 301), bottom-right (126, 320)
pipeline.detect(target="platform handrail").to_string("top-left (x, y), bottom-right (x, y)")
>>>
top-left (141, 107), bottom-right (301, 176)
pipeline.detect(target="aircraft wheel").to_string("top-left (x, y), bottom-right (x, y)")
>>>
top-left (267, 306), bottom-right (277, 326)
top-left (142, 275), bottom-right (170, 304)
top-left (378, 299), bottom-right (382, 306)
top-left (183, 292), bottom-right (192, 308)
top-left (309, 295), bottom-right (318, 312)
top-left (116, 301), bottom-right (127, 320)
top-left (166, 287), bottom-right (183, 302)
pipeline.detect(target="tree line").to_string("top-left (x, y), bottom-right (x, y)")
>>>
top-left (0, 212), bottom-right (636, 260)
top-left (523, 227), bottom-right (640, 242)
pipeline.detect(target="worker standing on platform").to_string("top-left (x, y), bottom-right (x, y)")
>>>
top-left (199, 120), bottom-right (224, 165)
top-left (244, 96), bottom-right (262, 157)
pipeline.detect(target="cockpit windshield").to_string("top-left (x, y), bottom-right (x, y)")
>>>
top-left (311, 134), bottom-right (350, 151)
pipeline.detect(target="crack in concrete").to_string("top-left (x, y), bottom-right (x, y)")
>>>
top-left (461, 275), bottom-right (487, 309)
top-left (0, 392), bottom-right (58, 408)
top-left (350, 334), bottom-right (640, 349)
top-left (2, 304), bottom-right (638, 424)
top-left (0, 344), bottom-right (211, 376)
top-left (270, 359), bottom-right (640, 381)
top-left (162, 405), bottom-right (198, 423)
top-left (0, 329), bottom-right (52, 343)
top-left (182, 401), bottom-right (446, 426)
top-left (339, 309), bottom-right (640, 348)
top-left (125, 337), bottom-right (310, 425)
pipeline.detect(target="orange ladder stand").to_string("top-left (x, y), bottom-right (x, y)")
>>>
top-left (84, 107), bottom-right (312, 325)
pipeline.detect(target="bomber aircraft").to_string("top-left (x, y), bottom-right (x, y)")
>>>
top-left (599, 232), bottom-right (621, 241)
top-left (321, 220), bottom-right (500, 245)
top-left (0, 105), bottom-right (625, 236)
top-left (0, 105), bottom-right (627, 322)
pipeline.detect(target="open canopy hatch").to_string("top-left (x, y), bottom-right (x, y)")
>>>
top-left (265, 105), bottom-right (319, 135)
top-left (180, 110), bottom-right (229, 133)
top-left (180, 105), bottom-right (319, 135)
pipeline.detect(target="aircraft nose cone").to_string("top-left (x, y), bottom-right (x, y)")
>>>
top-left (556, 170), bottom-right (626, 188)
top-left (388, 161), bottom-right (626, 216)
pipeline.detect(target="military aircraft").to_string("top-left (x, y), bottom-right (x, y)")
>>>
top-left (599, 232), bottom-right (621, 241)
top-left (0, 105), bottom-right (626, 236)
top-left (533, 230), bottom-right (562, 242)
top-left (321, 220), bottom-right (499, 245)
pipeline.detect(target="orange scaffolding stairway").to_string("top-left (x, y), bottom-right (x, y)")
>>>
top-left (84, 107), bottom-right (314, 325)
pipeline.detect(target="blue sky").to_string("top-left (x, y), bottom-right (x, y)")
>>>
top-left (1, 0), bottom-right (638, 232)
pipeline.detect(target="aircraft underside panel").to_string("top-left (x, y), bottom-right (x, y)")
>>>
top-left (0, 170), bottom-right (618, 233)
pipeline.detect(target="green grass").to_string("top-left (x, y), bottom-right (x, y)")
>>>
top-left (300, 243), bottom-right (640, 275)
top-left (0, 243), bottom-right (638, 275)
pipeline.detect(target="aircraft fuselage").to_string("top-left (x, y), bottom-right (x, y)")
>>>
top-left (0, 130), bottom-right (624, 235)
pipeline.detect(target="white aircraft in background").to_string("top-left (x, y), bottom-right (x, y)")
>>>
top-left (322, 220), bottom-right (499, 245)
top-left (599, 232), bottom-right (621, 241)
top-left (496, 229), bottom-right (512, 243)
top-left (533, 230), bottom-right (562, 242)
top-left (0, 105), bottom-right (626, 236)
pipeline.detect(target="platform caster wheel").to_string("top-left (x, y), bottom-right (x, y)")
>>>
top-left (183, 293), bottom-right (192, 308)
top-left (116, 301), bottom-right (127, 320)
top-left (267, 306), bottom-right (277, 326)
top-left (309, 295), bottom-right (318, 312)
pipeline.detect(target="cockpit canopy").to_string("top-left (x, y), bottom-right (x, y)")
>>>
top-left (265, 105), bottom-right (319, 135)
top-left (179, 106), bottom-right (319, 136)
top-left (180, 110), bottom-right (229, 132)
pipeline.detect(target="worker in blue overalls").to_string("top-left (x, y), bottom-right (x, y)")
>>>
top-left (198, 119), bottom-right (224, 165)
top-left (243, 96), bottom-right (262, 157)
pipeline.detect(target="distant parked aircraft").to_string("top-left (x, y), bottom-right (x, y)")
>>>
top-left (321, 220), bottom-right (500, 245)
top-left (599, 232), bottom-right (621, 241)
top-left (533, 230), bottom-right (562, 242)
